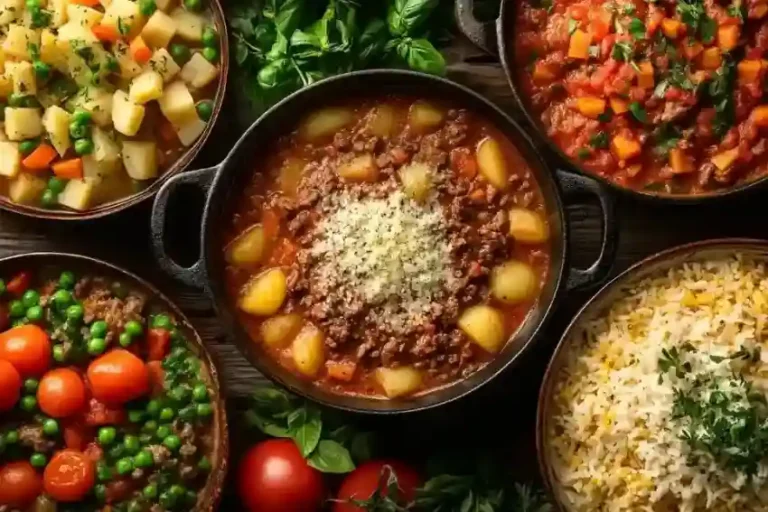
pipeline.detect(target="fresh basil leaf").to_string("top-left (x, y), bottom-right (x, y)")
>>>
top-left (274, 0), bottom-right (303, 35)
top-left (266, 31), bottom-right (289, 61)
top-left (288, 406), bottom-right (322, 457)
top-left (350, 431), bottom-right (375, 462)
top-left (699, 15), bottom-right (716, 44)
top-left (568, 18), bottom-right (578, 35)
top-left (629, 101), bottom-right (647, 123)
top-left (243, 410), bottom-right (292, 438)
top-left (387, 0), bottom-right (439, 37)
top-left (628, 17), bottom-right (646, 40)
top-left (328, 424), bottom-right (356, 445)
top-left (251, 386), bottom-right (293, 415)
top-left (358, 18), bottom-right (388, 64)
top-left (396, 37), bottom-right (446, 75)
top-left (677, 0), bottom-right (705, 32)
top-left (459, 492), bottom-right (475, 512)
top-left (291, 29), bottom-right (324, 59)
top-left (307, 440), bottom-right (355, 473)
top-left (652, 124), bottom-right (680, 156)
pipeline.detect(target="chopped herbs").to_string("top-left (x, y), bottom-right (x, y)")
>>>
top-left (568, 18), bottom-right (579, 35)
top-left (629, 101), bottom-right (647, 123)
top-left (628, 17), bottom-right (646, 40)
top-left (677, 0), bottom-right (706, 33)
top-left (700, 15), bottom-right (717, 44)
top-left (709, 59), bottom-right (736, 138)
top-left (589, 131), bottom-right (609, 149)
top-left (611, 40), bottom-right (634, 61)
top-left (576, 147), bottom-right (591, 160)
top-left (597, 109), bottom-right (613, 122)
top-left (652, 124), bottom-right (681, 156)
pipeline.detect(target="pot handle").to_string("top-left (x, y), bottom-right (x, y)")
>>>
top-left (150, 166), bottom-right (218, 288)
top-left (556, 170), bottom-right (618, 291)
top-left (455, 0), bottom-right (498, 55)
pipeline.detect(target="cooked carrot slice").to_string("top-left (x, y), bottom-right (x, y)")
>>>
top-left (130, 36), bottom-right (152, 63)
top-left (22, 144), bottom-right (58, 170)
top-left (52, 158), bottom-right (84, 179)
top-left (92, 24), bottom-right (120, 43)
top-left (326, 361), bottom-right (357, 382)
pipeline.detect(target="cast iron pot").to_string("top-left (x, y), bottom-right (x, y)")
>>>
top-left (0, 252), bottom-right (229, 511)
top-left (0, 3), bottom-right (229, 221)
top-left (455, 1), bottom-right (768, 202)
top-left (537, 238), bottom-right (768, 509)
top-left (150, 69), bottom-right (618, 414)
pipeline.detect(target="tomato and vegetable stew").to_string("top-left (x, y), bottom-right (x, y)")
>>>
top-left (516, 0), bottom-right (768, 194)
top-left (0, 268), bottom-right (218, 510)
top-left (0, 0), bottom-right (222, 212)
top-left (223, 96), bottom-right (552, 399)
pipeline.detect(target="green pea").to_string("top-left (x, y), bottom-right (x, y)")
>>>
top-left (97, 461), bottom-right (113, 482)
top-left (138, 0), bottom-right (155, 15)
top-left (119, 332), bottom-right (133, 347)
top-left (87, 337), bottom-right (106, 355)
top-left (7, 93), bottom-right (24, 107)
top-left (128, 410), bottom-right (144, 423)
top-left (30, 453), bottom-right (47, 468)
top-left (59, 271), bottom-right (75, 290)
top-left (40, 189), bottom-right (57, 209)
top-left (123, 435), bottom-right (140, 454)
top-left (30, 9), bottom-right (49, 28)
top-left (124, 320), bottom-right (143, 336)
top-left (25, 305), bottom-right (43, 322)
top-left (0, 279), bottom-right (5, 296)
top-left (151, 314), bottom-right (171, 330)
top-left (169, 43), bottom-right (191, 65)
top-left (69, 121), bottom-right (90, 139)
top-left (23, 378), bottom-right (38, 393)
top-left (143, 483), bottom-right (158, 499)
top-left (66, 304), bottom-right (84, 322)
top-left (5, 430), bottom-right (18, 444)
top-left (196, 403), bottom-right (213, 419)
top-left (52, 345), bottom-right (66, 363)
top-left (163, 434), bottom-right (181, 452)
top-left (170, 385), bottom-right (190, 404)
top-left (18, 139), bottom-right (40, 155)
top-left (192, 383), bottom-right (208, 402)
top-left (90, 320), bottom-right (108, 338)
top-left (72, 109), bottom-right (91, 125)
top-left (21, 289), bottom-right (39, 308)
top-left (98, 426), bottom-right (116, 446)
top-left (33, 60), bottom-right (49, 80)
top-left (202, 46), bottom-right (218, 63)
top-left (74, 138), bottom-right (94, 155)
top-left (24, 0), bottom-right (39, 9)
top-left (158, 407), bottom-right (175, 422)
top-left (159, 491), bottom-right (176, 508)
top-left (116, 457), bottom-right (133, 475)
top-left (134, 449), bottom-right (153, 468)
top-left (145, 400), bottom-right (161, 417)
top-left (20, 96), bottom-right (39, 108)
top-left (197, 456), bottom-right (211, 472)
top-left (20, 395), bottom-right (37, 411)
top-left (143, 419), bottom-right (159, 434)
top-left (53, 289), bottom-right (72, 309)
top-left (106, 55), bottom-right (119, 72)
top-left (155, 425), bottom-right (171, 440)
top-left (47, 177), bottom-right (66, 194)
top-left (195, 100), bottom-right (213, 122)
top-left (201, 26), bottom-right (217, 48)
top-left (182, 0), bottom-right (200, 10)
top-left (9, 300), bottom-right (24, 317)
top-left (94, 483), bottom-right (107, 502)
top-left (42, 418), bottom-right (59, 436)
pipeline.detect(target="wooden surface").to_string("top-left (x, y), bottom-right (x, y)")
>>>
top-left (0, 35), bottom-right (767, 506)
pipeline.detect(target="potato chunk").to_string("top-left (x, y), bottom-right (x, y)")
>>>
top-left (375, 367), bottom-right (422, 398)
top-left (490, 261), bottom-right (538, 305)
top-left (179, 52), bottom-right (218, 89)
top-left (0, 0), bottom-right (24, 25)
top-left (170, 7), bottom-right (203, 41)
top-left (140, 10), bottom-right (176, 48)
top-left (58, 178), bottom-right (96, 210)
top-left (278, 158), bottom-right (305, 197)
top-left (174, 116), bottom-right (205, 146)
top-left (147, 48), bottom-right (180, 82)
top-left (66, 4), bottom-right (102, 27)
top-left (291, 325), bottom-right (324, 377)
top-left (337, 154), bottom-right (378, 182)
top-left (101, 0), bottom-right (142, 36)
top-left (91, 126), bottom-right (120, 166)
top-left (49, 0), bottom-right (69, 27)
top-left (238, 268), bottom-right (287, 316)
top-left (113, 41), bottom-right (142, 79)
top-left (0, 141), bottom-right (20, 177)
top-left (157, 80), bottom-right (196, 126)
top-left (300, 107), bottom-right (353, 141)
top-left (260, 314), bottom-right (302, 349)
top-left (5, 107), bottom-right (42, 140)
top-left (226, 224), bottom-right (267, 266)
top-left (40, 29), bottom-right (68, 73)
top-left (367, 105), bottom-right (395, 137)
top-left (2, 25), bottom-right (39, 60)
top-left (508, 207), bottom-right (549, 243)
top-left (122, 141), bottom-right (157, 180)
top-left (458, 305), bottom-right (506, 353)
top-left (112, 90), bottom-right (145, 136)
top-left (56, 21), bottom-right (98, 44)
top-left (129, 70), bottom-right (163, 104)
top-left (42, 105), bottom-right (71, 156)
top-left (408, 101), bottom-right (444, 132)
top-left (10, 61), bottom-right (35, 95)
top-left (71, 87), bottom-right (113, 127)
top-left (9, 172), bottom-right (45, 204)
top-left (476, 137), bottom-right (508, 189)
top-left (399, 162), bottom-right (432, 202)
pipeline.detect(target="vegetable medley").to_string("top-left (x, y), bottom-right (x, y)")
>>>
top-left (0, 0), bottom-right (221, 212)
top-left (0, 269), bottom-right (218, 510)
top-left (516, 0), bottom-right (768, 194)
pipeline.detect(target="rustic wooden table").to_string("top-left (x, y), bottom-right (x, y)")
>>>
top-left (0, 36), bottom-right (766, 508)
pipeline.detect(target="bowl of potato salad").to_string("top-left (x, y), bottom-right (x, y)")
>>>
top-left (0, 0), bottom-right (227, 219)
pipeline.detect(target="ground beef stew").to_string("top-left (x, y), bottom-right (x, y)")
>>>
top-left (223, 97), bottom-right (552, 399)
top-left (516, 0), bottom-right (768, 194)
top-left (0, 269), bottom-right (217, 510)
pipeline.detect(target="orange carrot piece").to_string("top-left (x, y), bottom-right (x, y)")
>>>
top-left (130, 36), bottom-right (152, 63)
top-left (52, 158), bottom-right (84, 179)
top-left (326, 361), bottom-right (357, 382)
top-left (92, 24), bottom-right (120, 43)
top-left (69, 0), bottom-right (100, 6)
top-left (22, 143), bottom-right (58, 170)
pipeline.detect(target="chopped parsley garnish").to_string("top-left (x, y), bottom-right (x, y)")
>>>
top-left (117, 17), bottom-right (130, 35)
top-left (612, 40), bottom-right (634, 61)
top-left (621, 3), bottom-right (636, 15)
top-left (576, 147), bottom-right (591, 160)
top-left (677, 0), bottom-right (706, 33)
top-left (652, 124), bottom-right (681, 156)
top-left (597, 109), bottom-right (613, 122)
top-left (589, 131), bottom-right (610, 149)
top-left (568, 18), bottom-right (579, 35)
top-left (709, 59), bottom-right (736, 138)
top-left (699, 15), bottom-right (717, 44)
top-left (629, 101), bottom-right (647, 123)
top-left (628, 17), bottom-right (646, 40)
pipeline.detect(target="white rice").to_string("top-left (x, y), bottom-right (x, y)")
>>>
top-left (549, 255), bottom-right (768, 511)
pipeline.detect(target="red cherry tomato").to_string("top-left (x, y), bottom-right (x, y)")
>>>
top-left (0, 324), bottom-right (51, 377)
top-left (86, 349), bottom-right (149, 405)
top-left (38, 368), bottom-right (87, 418)
top-left (238, 439), bottom-right (325, 512)
top-left (334, 460), bottom-right (421, 512)
top-left (5, 272), bottom-right (31, 296)
top-left (0, 359), bottom-right (21, 412)
top-left (43, 450), bottom-right (95, 502)
top-left (0, 461), bottom-right (42, 507)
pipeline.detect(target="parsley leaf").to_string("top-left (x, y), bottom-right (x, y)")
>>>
top-left (568, 18), bottom-right (579, 35)
top-left (709, 59), bottom-right (736, 137)
top-left (652, 124), bottom-right (681, 156)
top-left (628, 17), bottom-right (646, 40)
top-left (677, 0), bottom-right (706, 34)
top-left (589, 131), bottom-right (609, 148)
top-left (699, 15), bottom-right (717, 44)
top-left (629, 101), bottom-right (647, 123)
top-left (612, 40), bottom-right (634, 61)
top-left (576, 147), bottom-right (591, 160)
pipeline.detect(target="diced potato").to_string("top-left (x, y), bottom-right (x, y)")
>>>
top-left (40, 30), bottom-right (68, 73)
top-left (508, 207), bottom-right (549, 243)
top-left (42, 105), bottom-right (71, 156)
top-left (238, 268), bottom-right (287, 316)
top-left (66, 4), bottom-right (102, 27)
top-left (300, 107), bottom-right (353, 141)
top-left (170, 7), bottom-right (203, 41)
top-left (458, 305), bottom-right (506, 353)
top-left (337, 153), bottom-right (378, 182)
top-left (147, 48), bottom-right (180, 82)
top-left (711, 148), bottom-right (739, 171)
top-left (278, 158), bottom-right (305, 197)
top-left (10, 61), bottom-right (35, 95)
top-left (91, 127), bottom-right (120, 165)
top-left (738, 60), bottom-right (762, 82)
top-left (49, 0), bottom-right (69, 27)
top-left (575, 97), bottom-right (605, 118)
top-left (2, 25), bottom-right (39, 60)
top-left (717, 25), bottom-right (739, 51)
top-left (9, 172), bottom-right (46, 204)
top-left (82, 154), bottom-right (111, 180)
top-left (129, 70), bottom-right (163, 104)
top-left (399, 162), bottom-right (432, 202)
top-left (669, 147), bottom-right (693, 174)
top-left (609, 96), bottom-right (628, 114)
top-left (491, 260), bottom-right (538, 304)
top-left (375, 367), bottom-right (422, 398)
top-left (58, 178), bottom-right (96, 210)
top-left (291, 325), bottom-right (324, 377)
top-left (0, 0), bottom-right (24, 25)
top-left (260, 314), bottom-right (303, 348)
top-left (157, 80), bottom-right (195, 125)
top-left (661, 18), bottom-right (681, 39)
top-left (408, 101), bottom-right (443, 132)
top-left (111, 89), bottom-right (145, 136)
top-left (532, 61), bottom-right (557, 84)
top-left (179, 52), bottom-right (218, 89)
top-left (140, 10), bottom-right (176, 48)
top-left (56, 21), bottom-right (98, 44)
top-left (0, 141), bottom-right (20, 177)
top-left (636, 61), bottom-right (654, 89)
top-left (226, 224), bottom-right (267, 266)
top-left (752, 105), bottom-right (768, 127)
top-left (72, 87), bottom-right (113, 127)
top-left (113, 41), bottom-right (142, 79)
top-left (367, 105), bottom-right (395, 137)
top-left (122, 140), bottom-right (157, 180)
top-left (5, 107), bottom-right (42, 140)
top-left (700, 47), bottom-right (722, 70)
top-left (568, 29), bottom-right (590, 59)
top-left (174, 116), bottom-right (205, 146)
top-left (610, 133), bottom-right (641, 160)
top-left (101, 0), bottom-right (143, 36)
top-left (476, 137), bottom-right (508, 189)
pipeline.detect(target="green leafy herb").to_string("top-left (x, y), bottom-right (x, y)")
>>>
top-left (307, 439), bottom-right (356, 473)
top-left (568, 17), bottom-right (578, 35)
top-left (629, 101), bottom-right (647, 123)
top-left (727, 3), bottom-right (744, 21)
top-left (677, 0), bottom-right (706, 33)
top-left (597, 109), bottom-right (613, 122)
top-left (652, 124), bottom-right (681, 156)
top-left (709, 59), bottom-right (736, 138)
top-left (700, 15), bottom-right (717, 44)
top-left (395, 37), bottom-right (446, 75)
top-left (589, 131), bottom-right (609, 149)
top-left (628, 17), bottom-right (646, 40)
top-left (612, 40), bottom-right (634, 61)
top-left (576, 147), bottom-right (591, 160)
top-left (387, 0), bottom-right (438, 36)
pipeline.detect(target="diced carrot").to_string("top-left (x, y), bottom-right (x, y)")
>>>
top-left (717, 25), bottom-right (739, 51)
top-left (575, 96), bottom-right (606, 118)
top-left (147, 361), bottom-right (165, 397)
top-left (669, 148), bottom-right (693, 173)
top-left (693, 70), bottom-right (710, 83)
top-left (636, 61), bottom-right (654, 89)
top-left (92, 24), bottom-right (120, 43)
top-left (589, 10), bottom-right (612, 41)
top-left (568, 29), bottom-right (591, 60)
top-left (52, 158), bottom-right (83, 179)
top-left (261, 207), bottom-right (280, 240)
top-left (268, 237), bottom-right (298, 267)
top-left (69, 0), bottom-right (100, 6)
top-left (752, 105), bottom-right (768, 126)
top-left (711, 148), bottom-right (739, 171)
top-left (21, 143), bottom-right (58, 170)
top-left (683, 40), bottom-right (703, 59)
top-left (738, 60), bottom-right (762, 82)
top-left (532, 61), bottom-right (557, 84)
top-left (700, 47), bottom-right (722, 70)
top-left (147, 328), bottom-right (170, 361)
top-left (6, 271), bottom-right (31, 295)
top-left (326, 361), bottom-right (357, 382)
top-left (661, 18), bottom-right (682, 39)
top-left (750, 3), bottom-right (768, 18)
top-left (610, 96), bottom-right (629, 114)
top-left (450, 148), bottom-right (477, 180)
top-left (611, 133), bottom-right (641, 160)
top-left (130, 36), bottom-right (152, 64)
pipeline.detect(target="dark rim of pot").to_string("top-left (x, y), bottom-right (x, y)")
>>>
top-left (496, 1), bottom-right (768, 203)
top-left (0, 252), bottom-right (229, 511)
top-left (0, 1), bottom-right (230, 221)
top-left (535, 237), bottom-right (768, 509)
top-left (199, 69), bottom-right (571, 414)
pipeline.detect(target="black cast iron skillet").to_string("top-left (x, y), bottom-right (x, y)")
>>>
top-left (455, 0), bottom-right (768, 202)
top-left (150, 69), bottom-right (618, 414)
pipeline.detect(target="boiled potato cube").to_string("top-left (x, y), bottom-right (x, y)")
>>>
top-left (0, 0), bottom-right (24, 25)
top-left (3, 25), bottom-right (39, 60)
top-left (81, 155), bottom-right (107, 180)
top-left (42, 105), bottom-right (71, 156)
top-left (113, 41), bottom-right (142, 79)
top-left (9, 172), bottom-right (45, 204)
top-left (375, 367), bottom-right (422, 398)
top-left (490, 260), bottom-right (537, 304)
top-left (170, 7), bottom-right (203, 41)
top-left (71, 87), bottom-right (113, 127)
top-left (508, 207), bottom-right (549, 243)
top-left (238, 268), bottom-right (287, 316)
top-left (0, 141), bottom-right (20, 177)
top-left (122, 140), bottom-right (157, 180)
top-left (56, 21), bottom-right (97, 44)
top-left (66, 4), bottom-right (102, 27)
top-left (399, 162), bottom-right (432, 202)
top-left (129, 70), bottom-right (163, 104)
top-left (49, 0), bottom-right (69, 27)
top-left (157, 80), bottom-right (195, 125)
top-left (174, 116), bottom-right (205, 146)
top-left (291, 325), bottom-right (324, 377)
top-left (92, 127), bottom-right (120, 165)
top-left (261, 314), bottom-right (303, 349)
top-left (337, 154), bottom-right (377, 182)
top-left (101, 0), bottom-right (142, 35)
top-left (5, 107), bottom-right (42, 140)
top-left (279, 158), bottom-right (305, 197)
top-left (458, 305), bottom-right (505, 353)
top-left (179, 52), bottom-right (217, 88)
top-left (140, 10), bottom-right (176, 48)
top-left (226, 224), bottom-right (267, 266)
top-left (40, 30), bottom-right (68, 73)
top-left (408, 101), bottom-right (443, 132)
top-left (147, 48), bottom-right (180, 82)
top-left (367, 105), bottom-right (396, 137)
top-left (0, 49), bottom-right (5, 74)
top-left (112, 90), bottom-right (145, 136)
top-left (10, 60), bottom-right (35, 95)
top-left (476, 137), bottom-right (508, 189)
top-left (58, 178), bottom-right (96, 210)
top-left (300, 107), bottom-right (353, 141)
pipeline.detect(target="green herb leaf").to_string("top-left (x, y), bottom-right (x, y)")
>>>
top-left (677, 0), bottom-right (706, 33)
top-left (589, 131), bottom-right (609, 149)
top-left (576, 147), bottom-right (591, 160)
top-left (288, 406), bottom-right (322, 457)
top-left (387, 0), bottom-right (439, 36)
top-left (358, 18), bottom-right (389, 65)
top-left (307, 440), bottom-right (356, 473)
top-left (274, 0), bottom-right (303, 35)
top-left (612, 40), bottom-right (634, 61)
top-left (652, 124), bottom-right (681, 156)
top-left (396, 37), bottom-right (446, 75)
top-left (628, 17), bottom-right (646, 40)
top-left (700, 15), bottom-right (717, 44)
top-left (568, 18), bottom-right (578, 35)
top-left (629, 101), bottom-right (647, 123)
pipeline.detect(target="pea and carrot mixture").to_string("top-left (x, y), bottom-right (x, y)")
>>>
top-left (0, 269), bottom-right (216, 511)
